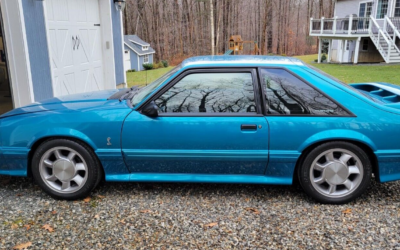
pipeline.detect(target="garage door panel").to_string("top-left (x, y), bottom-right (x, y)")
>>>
top-left (84, 0), bottom-right (101, 23)
top-left (46, 0), bottom-right (70, 22)
top-left (54, 72), bottom-right (76, 96)
top-left (48, 29), bottom-right (74, 70)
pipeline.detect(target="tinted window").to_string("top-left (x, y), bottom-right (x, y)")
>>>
top-left (155, 72), bottom-right (257, 114)
top-left (260, 68), bottom-right (349, 116)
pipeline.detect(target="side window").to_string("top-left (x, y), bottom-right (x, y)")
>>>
top-left (155, 72), bottom-right (257, 114)
top-left (260, 68), bottom-right (349, 116)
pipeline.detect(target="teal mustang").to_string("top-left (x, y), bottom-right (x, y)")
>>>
top-left (1, 56), bottom-right (399, 204)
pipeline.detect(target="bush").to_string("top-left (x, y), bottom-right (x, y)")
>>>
top-left (161, 60), bottom-right (169, 67)
top-left (142, 63), bottom-right (154, 70)
top-left (314, 54), bottom-right (327, 62)
top-left (126, 69), bottom-right (135, 73)
top-left (153, 62), bottom-right (160, 69)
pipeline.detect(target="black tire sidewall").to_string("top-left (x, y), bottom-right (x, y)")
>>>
top-left (298, 141), bottom-right (372, 204)
top-left (32, 139), bottom-right (100, 200)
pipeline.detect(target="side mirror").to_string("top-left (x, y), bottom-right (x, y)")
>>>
top-left (141, 101), bottom-right (159, 117)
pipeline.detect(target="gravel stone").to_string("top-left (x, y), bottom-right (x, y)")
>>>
top-left (1, 177), bottom-right (400, 249)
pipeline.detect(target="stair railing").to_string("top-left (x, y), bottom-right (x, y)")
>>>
top-left (385, 16), bottom-right (400, 55)
top-left (369, 16), bottom-right (392, 62)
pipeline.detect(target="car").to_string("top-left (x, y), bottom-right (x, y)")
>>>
top-left (0, 55), bottom-right (399, 204)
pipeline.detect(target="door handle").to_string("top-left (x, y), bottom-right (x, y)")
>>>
top-left (76, 36), bottom-right (80, 50)
top-left (241, 124), bottom-right (257, 131)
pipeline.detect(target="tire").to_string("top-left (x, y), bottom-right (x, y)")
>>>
top-left (298, 141), bottom-right (372, 204)
top-left (32, 139), bottom-right (102, 200)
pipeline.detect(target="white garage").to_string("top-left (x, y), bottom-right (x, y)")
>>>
top-left (0, 0), bottom-right (127, 111)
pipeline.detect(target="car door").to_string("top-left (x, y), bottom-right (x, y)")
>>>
top-left (121, 68), bottom-right (269, 175)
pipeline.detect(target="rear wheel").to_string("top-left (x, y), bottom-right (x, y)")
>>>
top-left (298, 141), bottom-right (372, 204)
top-left (32, 139), bottom-right (101, 200)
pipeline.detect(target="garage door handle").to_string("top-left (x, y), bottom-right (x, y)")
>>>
top-left (76, 36), bottom-right (80, 50)
top-left (241, 124), bottom-right (257, 131)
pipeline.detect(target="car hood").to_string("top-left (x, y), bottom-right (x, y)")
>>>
top-left (350, 82), bottom-right (400, 109)
top-left (0, 89), bottom-right (123, 118)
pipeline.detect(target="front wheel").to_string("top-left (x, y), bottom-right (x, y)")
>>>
top-left (298, 141), bottom-right (372, 204)
top-left (32, 139), bottom-right (102, 200)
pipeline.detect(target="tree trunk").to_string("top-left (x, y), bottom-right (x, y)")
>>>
top-left (210, 0), bottom-right (215, 55)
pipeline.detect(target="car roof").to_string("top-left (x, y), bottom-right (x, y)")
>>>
top-left (181, 55), bottom-right (306, 68)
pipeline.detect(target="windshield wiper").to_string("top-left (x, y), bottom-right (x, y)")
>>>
top-left (119, 86), bottom-right (140, 102)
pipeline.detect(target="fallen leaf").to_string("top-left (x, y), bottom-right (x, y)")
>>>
top-left (11, 224), bottom-right (18, 229)
top-left (97, 195), bottom-right (106, 199)
top-left (204, 222), bottom-right (218, 229)
top-left (94, 214), bottom-right (100, 219)
top-left (51, 211), bottom-right (57, 215)
top-left (23, 224), bottom-right (31, 231)
top-left (16, 194), bottom-right (23, 197)
top-left (140, 210), bottom-right (152, 214)
top-left (13, 242), bottom-right (32, 249)
top-left (245, 207), bottom-right (260, 214)
top-left (342, 208), bottom-right (352, 214)
top-left (83, 197), bottom-right (91, 203)
top-left (42, 224), bottom-right (54, 232)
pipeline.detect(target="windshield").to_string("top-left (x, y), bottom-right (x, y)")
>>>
top-left (131, 65), bottom-right (182, 107)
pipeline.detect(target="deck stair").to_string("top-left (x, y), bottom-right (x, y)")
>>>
top-left (369, 16), bottom-right (400, 63)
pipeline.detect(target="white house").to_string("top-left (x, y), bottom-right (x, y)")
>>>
top-left (124, 35), bottom-right (155, 72)
top-left (0, 0), bottom-right (127, 115)
top-left (310, 0), bottom-right (400, 64)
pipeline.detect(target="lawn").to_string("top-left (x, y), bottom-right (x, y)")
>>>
top-left (293, 54), bottom-right (400, 85)
top-left (127, 67), bottom-right (173, 87)
top-left (127, 55), bottom-right (400, 87)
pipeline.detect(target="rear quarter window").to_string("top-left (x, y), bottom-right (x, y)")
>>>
top-left (259, 68), bottom-right (350, 116)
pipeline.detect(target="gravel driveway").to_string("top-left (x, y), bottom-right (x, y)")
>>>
top-left (1, 177), bottom-right (400, 249)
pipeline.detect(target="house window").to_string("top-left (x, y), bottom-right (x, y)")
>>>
top-left (376, 0), bottom-right (389, 19)
top-left (362, 39), bottom-right (369, 51)
top-left (142, 46), bottom-right (149, 51)
top-left (359, 2), bottom-right (373, 29)
top-left (125, 50), bottom-right (129, 54)
top-left (143, 55), bottom-right (149, 63)
top-left (395, 0), bottom-right (400, 17)
top-left (346, 41), bottom-right (350, 50)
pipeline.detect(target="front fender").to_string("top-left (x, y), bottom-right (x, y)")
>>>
top-left (28, 128), bottom-right (98, 150)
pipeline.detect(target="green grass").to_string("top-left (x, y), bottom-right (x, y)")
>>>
top-left (127, 67), bottom-right (174, 87)
top-left (294, 54), bottom-right (400, 85)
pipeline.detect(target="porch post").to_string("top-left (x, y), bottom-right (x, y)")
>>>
top-left (318, 37), bottom-right (322, 63)
top-left (354, 37), bottom-right (361, 64)
top-left (328, 39), bottom-right (332, 63)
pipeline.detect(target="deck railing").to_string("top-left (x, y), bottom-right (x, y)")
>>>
top-left (310, 16), bottom-right (370, 35)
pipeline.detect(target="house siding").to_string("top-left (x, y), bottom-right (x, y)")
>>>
top-left (21, 0), bottom-right (53, 101)
top-left (124, 44), bottom-right (140, 71)
top-left (138, 54), bottom-right (154, 71)
top-left (111, 0), bottom-right (125, 85)
top-left (336, 0), bottom-right (397, 19)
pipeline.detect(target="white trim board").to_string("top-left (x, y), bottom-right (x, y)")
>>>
top-left (129, 39), bottom-right (149, 46)
top-left (124, 42), bottom-right (155, 56)
top-left (0, 0), bottom-right (34, 107)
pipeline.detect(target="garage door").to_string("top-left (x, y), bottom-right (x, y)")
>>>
top-left (45, 0), bottom-right (105, 96)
